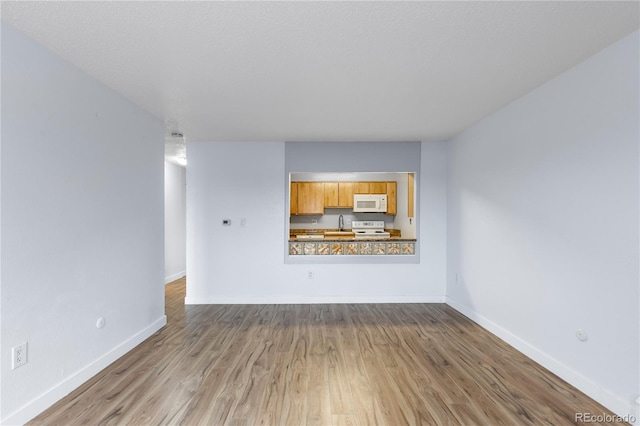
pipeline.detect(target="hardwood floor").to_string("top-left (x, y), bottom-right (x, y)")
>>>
top-left (30, 278), bottom-right (619, 425)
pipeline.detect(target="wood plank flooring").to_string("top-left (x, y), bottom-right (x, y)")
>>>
top-left (30, 278), bottom-right (620, 425)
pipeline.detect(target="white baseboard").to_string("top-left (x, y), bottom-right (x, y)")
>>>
top-left (1, 316), bottom-right (167, 426)
top-left (185, 294), bottom-right (446, 305)
top-left (165, 270), bottom-right (186, 284)
top-left (445, 297), bottom-right (638, 425)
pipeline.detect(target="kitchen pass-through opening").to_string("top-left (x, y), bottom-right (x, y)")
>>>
top-left (287, 171), bottom-right (418, 264)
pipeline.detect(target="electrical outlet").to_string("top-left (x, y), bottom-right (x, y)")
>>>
top-left (12, 343), bottom-right (27, 369)
top-left (311, 218), bottom-right (318, 224)
top-left (307, 271), bottom-right (314, 280)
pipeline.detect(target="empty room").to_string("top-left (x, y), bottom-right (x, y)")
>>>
top-left (1, 1), bottom-right (639, 425)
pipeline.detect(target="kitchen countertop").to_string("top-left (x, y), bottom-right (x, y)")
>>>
top-left (289, 228), bottom-right (415, 242)
top-left (289, 229), bottom-right (416, 255)
top-left (289, 236), bottom-right (417, 242)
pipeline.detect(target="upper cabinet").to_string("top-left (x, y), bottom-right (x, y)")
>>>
top-left (296, 182), bottom-right (324, 215)
top-left (386, 181), bottom-right (397, 215)
top-left (370, 182), bottom-right (387, 194)
top-left (324, 182), bottom-right (354, 208)
top-left (323, 182), bottom-right (339, 207)
top-left (291, 180), bottom-right (396, 215)
top-left (354, 182), bottom-right (387, 194)
top-left (338, 182), bottom-right (353, 208)
top-left (353, 182), bottom-right (370, 194)
top-left (290, 182), bottom-right (298, 215)
top-left (408, 173), bottom-right (415, 218)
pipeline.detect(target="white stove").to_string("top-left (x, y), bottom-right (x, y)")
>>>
top-left (352, 220), bottom-right (390, 240)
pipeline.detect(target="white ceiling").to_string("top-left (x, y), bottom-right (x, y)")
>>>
top-left (2, 1), bottom-right (639, 153)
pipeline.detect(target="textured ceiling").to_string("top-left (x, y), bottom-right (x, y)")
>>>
top-left (2, 1), bottom-right (639, 153)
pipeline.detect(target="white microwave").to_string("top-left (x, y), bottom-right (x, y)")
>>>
top-left (353, 194), bottom-right (387, 213)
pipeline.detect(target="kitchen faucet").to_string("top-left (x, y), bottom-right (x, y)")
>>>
top-left (339, 214), bottom-right (344, 231)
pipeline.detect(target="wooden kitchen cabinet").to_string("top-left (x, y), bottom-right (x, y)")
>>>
top-left (353, 182), bottom-right (370, 194)
top-left (386, 181), bottom-right (397, 215)
top-left (354, 182), bottom-right (386, 194)
top-left (296, 182), bottom-right (324, 215)
top-left (408, 173), bottom-right (415, 218)
top-left (338, 182), bottom-right (353, 207)
top-left (370, 182), bottom-right (387, 194)
top-left (290, 182), bottom-right (298, 215)
top-left (324, 182), bottom-right (353, 208)
top-left (291, 179), bottom-right (396, 215)
top-left (324, 182), bottom-right (339, 207)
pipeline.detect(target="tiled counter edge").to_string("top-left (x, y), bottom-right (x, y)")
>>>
top-left (289, 240), bottom-right (416, 256)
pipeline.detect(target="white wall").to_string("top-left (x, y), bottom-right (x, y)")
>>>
top-left (0, 24), bottom-right (3, 423)
top-left (1, 24), bottom-right (166, 425)
top-left (447, 30), bottom-right (639, 419)
top-left (164, 161), bottom-right (186, 283)
top-left (186, 141), bottom-right (447, 304)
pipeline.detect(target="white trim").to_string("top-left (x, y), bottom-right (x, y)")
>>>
top-left (185, 295), bottom-right (446, 305)
top-left (1, 316), bottom-right (167, 426)
top-left (445, 297), bottom-right (638, 424)
top-left (165, 271), bottom-right (186, 284)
